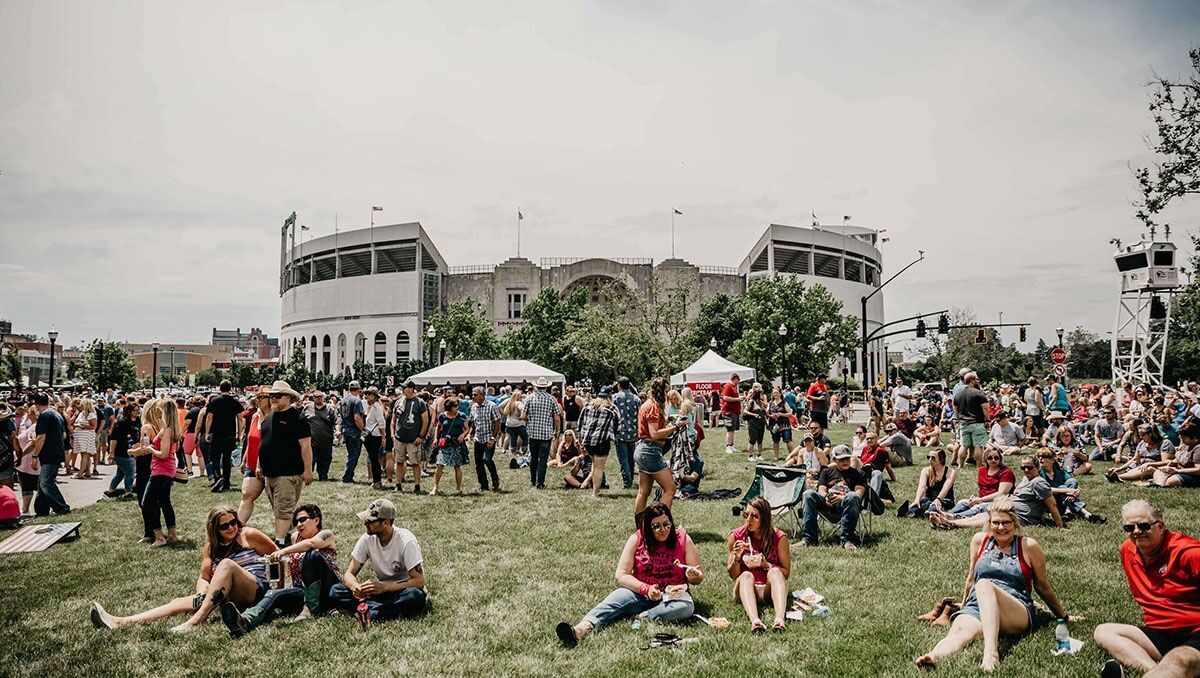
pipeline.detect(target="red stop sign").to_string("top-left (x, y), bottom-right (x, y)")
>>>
top-left (1050, 347), bottom-right (1067, 364)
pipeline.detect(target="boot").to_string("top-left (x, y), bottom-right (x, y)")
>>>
top-left (303, 582), bottom-right (323, 616)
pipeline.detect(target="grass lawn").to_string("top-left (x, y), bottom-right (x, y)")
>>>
top-left (3, 423), bottom-right (1198, 677)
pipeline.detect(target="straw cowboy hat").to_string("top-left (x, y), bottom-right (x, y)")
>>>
top-left (532, 377), bottom-right (552, 389)
top-left (267, 380), bottom-right (302, 400)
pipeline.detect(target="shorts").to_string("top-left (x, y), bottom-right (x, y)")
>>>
top-left (959, 422), bottom-right (988, 448)
top-left (586, 442), bottom-right (611, 457)
top-left (183, 433), bottom-right (197, 456)
top-left (770, 427), bottom-right (792, 445)
top-left (722, 413), bottom-right (741, 431)
top-left (396, 441), bottom-right (422, 465)
top-left (18, 470), bottom-right (38, 496)
top-left (634, 441), bottom-right (667, 474)
top-left (1174, 473), bottom-right (1200, 487)
top-left (264, 475), bottom-right (303, 522)
top-left (810, 411), bottom-right (829, 429)
top-left (1140, 626), bottom-right (1200, 657)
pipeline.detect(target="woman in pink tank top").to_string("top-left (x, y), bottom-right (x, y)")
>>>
top-left (727, 497), bottom-right (792, 633)
top-left (555, 502), bottom-right (704, 647)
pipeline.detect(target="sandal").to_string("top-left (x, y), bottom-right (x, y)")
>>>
top-left (772, 618), bottom-right (786, 633)
top-left (751, 620), bottom-right (767, 634)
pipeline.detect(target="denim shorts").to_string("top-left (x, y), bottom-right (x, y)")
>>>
top-left (634, 441), bottom-right (667, 474)
top-left (1175, 473), bottom-right (1200, 487)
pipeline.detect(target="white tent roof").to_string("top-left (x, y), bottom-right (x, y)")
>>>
top-left (407, 360), bottom-right (566, 387)
top-left (670, 350), bottom-right (756, 385)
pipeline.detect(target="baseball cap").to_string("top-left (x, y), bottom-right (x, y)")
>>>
top-left (356, 498), bottom-right (396, 523)
top-left (885, 422), bottom-right (898, 431)
top-left (831, 445), bottom-right (852, 460)
top-left (348, 381), bottom-right (361, 391)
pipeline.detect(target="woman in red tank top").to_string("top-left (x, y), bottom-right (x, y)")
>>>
top-left (555, 503), bottom-right (704, 647)
top-left (728, 497), bottom-right (792, 633)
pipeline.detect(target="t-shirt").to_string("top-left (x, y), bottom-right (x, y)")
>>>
top-left (1024, 388), bottom-right (1043, 416)
top-left (893, 417), bottom-right (917, 438)
top-left (977, 466), bottom-right (1015, 497)
top-left (783, 390), bottom-right (798, 413)
top-left (990, 422), bottom-right (1026, 447)
top-left (35, 408), bottom-right (66, 466)
top-left (953, 386), bottom-right (988, 426)
top-left (637, 400), bottom-right (665, 441)
top-left (816, 464), bottom-right (864, 493)
top-left (807, 382), bottom-right (829, 413)
top-left (207, 394), bottom-right (244, 438)
top-left (614, 391), bottom-right (640, 442)
top-left (720, 383), bottom-right (741, 415)
top-left (0, 417), bottom-right (14, 474)
top-left (1012, 476), bottom-right (1053, 525)
top-left (351, 528), bottom-right (424, 585)
top-left (393, 397), bottom-right (428, 444)
top-left (185, 406), bottom-right (201, 434)
top-left (339, 394), bottom-right (365, 434)
top-left (883, 433), bottom-right (913, 465)
top-left (1121, 531), bottom-right (1200, 632)
top-left (1094, 419), bottom-right (1123, 444)
top-left (892, 385), bottom-right (912, 413)
top-left (258, 407), bottom-right (311, 477)
top-left (304, 403), bottom-right (336, 448)
top-left (110, 417), bottom-right (138, 459)
top-left (860, 445), bottom-right (890, 471)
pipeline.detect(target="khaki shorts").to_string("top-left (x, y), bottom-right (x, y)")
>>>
top-left (264, 475), bottom-right (303, 522)
top-left (396, 442), bottom-right (422, 466)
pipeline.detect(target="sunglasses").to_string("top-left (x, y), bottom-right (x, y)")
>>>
top-left (1123, 521), bottom-right (1160, 533)
top-left (218, 518), bottom-right (239, 531)
top-left (269, 394), bottom-right (284, 400)
top-left (986, 456), bottom-right (1001, 461)
top-left (1020, 465), bottom-right (1036, 470)
top-left (650, 522), bottom-right (673, 532)
top-left (293, 515), bottom-right (312, 526)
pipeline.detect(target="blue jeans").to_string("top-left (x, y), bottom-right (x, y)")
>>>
top-left (1089, 444), bottom-right (1117, 462)
top-left (341, 429), bottom-right (363, 482)
top-left (109, 457), bottom-right (135, 493)
top-left (615, 440), bottom-right (635, 489)
top-left (947, 500), bottom-right (989, 518)
top-left (33, 463), bottom-right (70, 516)
top-left (801, 489), bottom-right (861, 546)
top-left (529, 438), bottom-right (551, 487)
top-left (582, 587), bottom-right (694, 630)
top-left (473, 441), bottom-right (499, 490)
top-left (328, 583), bottom-right (427, 621)
top-left (1056, 478), bottom-right (1086, 514)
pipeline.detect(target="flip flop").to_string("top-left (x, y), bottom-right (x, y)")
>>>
top-left (772, 618), bottom-right (786, 632)
top-left (751, 621), bottom-right (767, 634)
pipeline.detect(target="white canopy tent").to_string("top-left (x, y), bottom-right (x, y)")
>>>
top-left (670, 350), bottom-right (756, 385)
top-left (406, 360), bottom-right (566, 388)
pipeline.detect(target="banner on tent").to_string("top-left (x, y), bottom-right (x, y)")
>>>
top-left (687, 382), bottom-right (723, 400)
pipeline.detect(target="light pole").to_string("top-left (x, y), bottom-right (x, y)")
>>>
top-left (152, 341), bottom-right (160, 396)
top-left (426, 326), bottom-right (436, 365)
top-left (861, 251), bottom-right (924, 388)
top-left (47, 328), bottom-right (58, 391)
top-left (97, 340), bottom-right (104, 391)
top-left (778, 323), bottom-right (788, 387)
top-left (1056, 327), bottom-right (1064, 348)
top-left (438, 338), bottom-right (447, 366)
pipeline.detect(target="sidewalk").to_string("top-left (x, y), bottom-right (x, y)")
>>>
top-left (51, 468), bottom-right (112, 512)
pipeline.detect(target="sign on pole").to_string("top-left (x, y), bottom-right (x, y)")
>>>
top-left (1050, 347), bottom-right (1067, 364)
top-left (1053, 363), bottom-right (1066, 377)
top-left (386, 375), bottom-right (394, 387)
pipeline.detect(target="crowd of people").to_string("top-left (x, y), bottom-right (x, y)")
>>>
top-left (3, 368), bottom-right (1200, 677)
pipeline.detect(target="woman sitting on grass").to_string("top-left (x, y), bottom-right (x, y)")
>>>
top-left (222, 504), bottom-right (342, 637)
top-left (1150, 422), bottom-right (1200, 487)
top-left (555, 502), bottom-right (703, 647)
top-left (90, 505), bottom-right (276, 632)
top-left (914, 416), bottom-right (941, 447)
top-left (916, 500), bottom-right (1069, 672)
top-left (941, 452), bottom-right (1014, 518)
top-left (563, 446), bottom-right (593, 489)
top-left (727, 497), bottom-right (791, 633)
top-left (1046, 425), bottom-right (1091, 476)
top-left (897, 447), bottom-right (955, 518)
top-left (1035, 447), bottom-right (1105, 524)
top-left (1107, 424), bottom-right (1175, 483)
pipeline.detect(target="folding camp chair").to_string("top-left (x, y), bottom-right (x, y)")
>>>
top-left (732, 465), bottom-right (807, 538)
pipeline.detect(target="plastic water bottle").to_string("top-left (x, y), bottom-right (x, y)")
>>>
top-left (631, 619), bottom-right (641, 631)
top-left (1055, 619), bottom-right (1070, 653)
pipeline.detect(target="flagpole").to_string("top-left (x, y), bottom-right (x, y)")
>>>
top-left (671, 209), bottom-right (675, 258)
top-left (517, 208), bottom-right (521, 258)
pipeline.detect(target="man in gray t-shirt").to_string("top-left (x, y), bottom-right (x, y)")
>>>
top-left (1091, 408), bottom-right (1124, 461)
top-left (881, 423), bottom-right (913, 466)
top-left (987, 411), bottom-right (1027, 455)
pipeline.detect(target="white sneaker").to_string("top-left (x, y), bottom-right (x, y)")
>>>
top-left (726, 446), bottom-right (735, 454)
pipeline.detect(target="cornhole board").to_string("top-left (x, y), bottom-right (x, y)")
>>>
top-left (0, 522), bottom-right (81, 555)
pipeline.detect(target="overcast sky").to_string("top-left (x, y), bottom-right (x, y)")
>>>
top-left (3, 1), bottom-right (1199, 352)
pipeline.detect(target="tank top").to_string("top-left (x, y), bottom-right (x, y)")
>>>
top-left (244, 412), bottom-right (263, 470)
top-left (212, 534), bottom-right (267, 583)
top-left (731, 524), bottom-right (785, 585)
top-left (150, 434), bottom-right (177, 477)
top-left (563, 396), bottom-right (582, 422)
top-left (924, 466), bottom-right (955, 503)
top-left (287, 545), bottom-right (340, 584)
top-left (632, 527), bottom-right (689, 588)
top-left (971, 536), bottom-right (1033, 600)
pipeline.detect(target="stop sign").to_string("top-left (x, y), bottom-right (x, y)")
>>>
top-left (1050, 347), bottom-right (1067, 364)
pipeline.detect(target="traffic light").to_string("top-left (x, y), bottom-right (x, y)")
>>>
top-left (1019, 326), bottom-right (1027, 342)
top-left (938, 314), bottom-right (949, 335)
top-left (915, 319), bottom-right (927, 338)
top-left (974, 328), bottom-right (987, 344)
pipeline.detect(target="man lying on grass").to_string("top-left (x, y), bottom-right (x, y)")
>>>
top-left (328, 498), bottom-right (427, 630)
top-left (90, 505), bottom-right (275, 631)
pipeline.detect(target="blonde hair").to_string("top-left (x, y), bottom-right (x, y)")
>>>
top-left (142, 398), bottom-right (165, 432)
top-left (986, 499), bottom-right (1022, 535)
top-left (158, 398), bottom-right (182, 447)
top-left (78, 399), bottom-right (95, 417)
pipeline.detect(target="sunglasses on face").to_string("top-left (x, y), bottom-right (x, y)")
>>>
top-left (990, 520), bottom-right (1014, 528)
top-left (986, 456), bottom-right (1001, 461)
top-left (293, 515), bottom-right (312, 526)
top-left (1020, 465), bottom-right (1036, 470)
top-left (1123, 521), bottom-right (1159, 533)
top-left (218, 518), bottom-right (239, 531)
top-left (650, 522), bottom-right (673, 532)
top-left (269, 394), bottom-right (283, 400)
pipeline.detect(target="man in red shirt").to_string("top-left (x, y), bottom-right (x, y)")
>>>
top-left (720, 374), bottom-right (741, 454)
top-left (1094, 499), bottom-right (1200, 678)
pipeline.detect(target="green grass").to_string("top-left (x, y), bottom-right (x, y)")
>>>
top-left (3, 424), bottom-right (1198, 677)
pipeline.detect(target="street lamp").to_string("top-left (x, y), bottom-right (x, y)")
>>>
top-left (861, 251), bottom-right (924, 387)
top-left (426, 326), bottom-right (436, 364)
top-left (438, 338), bottom-right (447, 366)
top-left (152, 341), bottom-right (160, 396)
top-left (96, 340), bottom-right (104, 391)
top-left (709, 337), bottom-right (718, 350)
top-left (1055, 327), bottom-right (1064, 348)
top-left (778, 324), bottom-right (788, 387)
top-left (47, 328), bottom-right (58, 391)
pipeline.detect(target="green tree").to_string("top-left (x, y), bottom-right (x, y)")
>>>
top-left (680, 293), bottom-right (743, 358)
top-left (1, 341), bottom-right (22, 387)
top-left (194, 367), bottom-right (227, 387)
top-left (1064, 327), bottom-right (1111, 380)
top-left (230, 362), bottom-right (257, 388)
top-left (501, 287), bottom-right (587, 375)
top-left (429, 300), bottom-right (501, 362)
top-left (728, 277), bottom-right (858, 386)
top-left (80, 340), bottom-right (138, 391)
top-left (281, 344), bottom-right (312, 390)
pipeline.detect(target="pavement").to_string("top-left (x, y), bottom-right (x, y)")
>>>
top-left (49, 466), bottom-right (113, 511)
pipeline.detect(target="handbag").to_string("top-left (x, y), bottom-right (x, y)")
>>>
top-left (436, 436), bottom-right (449, 449)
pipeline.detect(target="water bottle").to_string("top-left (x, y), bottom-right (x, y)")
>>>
top-left (1055, 619), bottom-right (1070, 653)
top-left (631, 619), bottom-right (641, 631)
